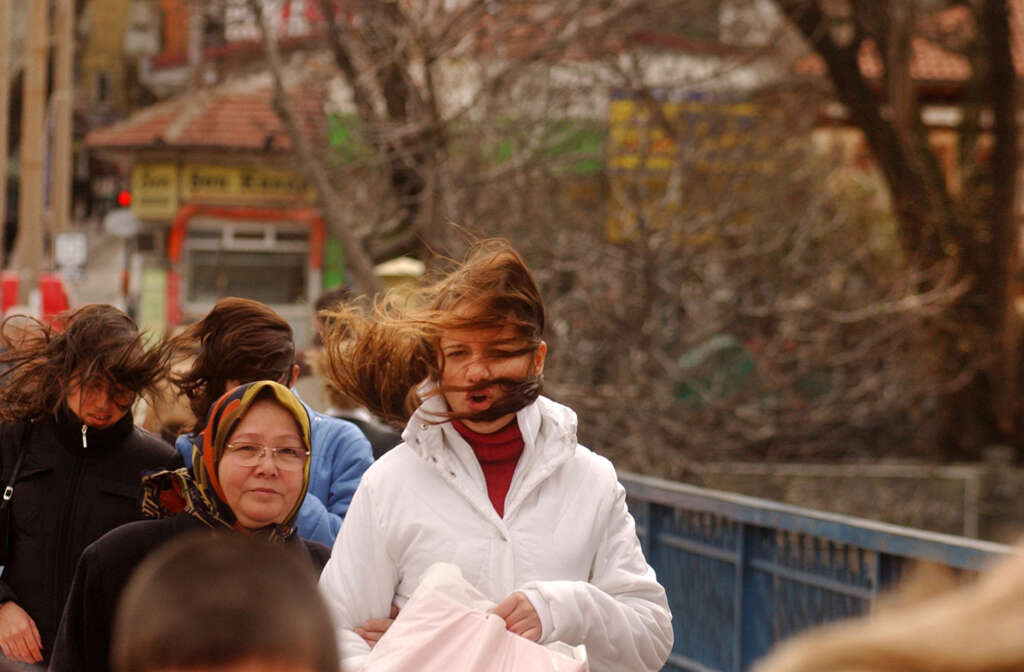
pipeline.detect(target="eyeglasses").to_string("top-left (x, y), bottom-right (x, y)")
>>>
top-left (224, 442), bottom-right (310, 471)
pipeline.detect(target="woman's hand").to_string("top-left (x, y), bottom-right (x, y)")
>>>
top-left (0, 601), bottom-right (42, 663)
top-left (492, 592), bottom-right (541, 642)
top-left (354, 604), bottom-right (400, 648)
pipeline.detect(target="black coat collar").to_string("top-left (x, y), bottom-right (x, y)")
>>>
top-left (52, 405), bottom-right (134, 454)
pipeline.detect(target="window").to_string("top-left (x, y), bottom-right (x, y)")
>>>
top-left (183, 220), bottom-right (310, 306)
top-left (187, 249), bottom-right (307, 304)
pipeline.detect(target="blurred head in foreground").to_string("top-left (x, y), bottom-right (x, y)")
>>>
top-left (112, 532), bottom-right (338, 672)
top-left (753, 547), bottom-right (1024, 672)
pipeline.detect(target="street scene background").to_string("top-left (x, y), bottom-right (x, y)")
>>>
top-left (5, 0), bottom-right (1024, 542)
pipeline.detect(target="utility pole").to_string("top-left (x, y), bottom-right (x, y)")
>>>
top-left (15, 0), bottom-right (47, 305)
top-left (52, 0), bottom-right (74, 236)
top-left (0, 0), bottom-right (9, 267)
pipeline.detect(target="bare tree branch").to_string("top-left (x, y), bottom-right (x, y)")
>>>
top-left (248, 0), bottom-right (382, 295)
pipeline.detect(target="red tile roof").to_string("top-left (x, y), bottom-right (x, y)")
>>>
top-left (796, 0), bottom-right (1024, 85)
top-left (86, 74), bottom-right (324, 153)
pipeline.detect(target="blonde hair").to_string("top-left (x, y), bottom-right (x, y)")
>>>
top-left (753, 547), bottom-right (1024, 672)
top-left (322, 239), bottom-right (545, 427)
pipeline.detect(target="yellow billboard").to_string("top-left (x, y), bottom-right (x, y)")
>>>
top-left (606, 91), bottom-right (768, 243)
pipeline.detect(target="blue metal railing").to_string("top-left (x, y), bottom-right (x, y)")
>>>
top-left (620, 472), bottom-right (1015, 672)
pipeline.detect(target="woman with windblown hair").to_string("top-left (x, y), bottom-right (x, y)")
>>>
top-left (49, 380), bottom-right (332, 672)
top-left (166, 297), bottom-right (373, 547)
top-left (318, 239), bottom-right (673, 672)
top-left (0, 305), bottom-right (181, 666)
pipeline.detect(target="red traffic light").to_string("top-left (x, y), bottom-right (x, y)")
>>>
top-left (116, 189), bottom-right (132, 207)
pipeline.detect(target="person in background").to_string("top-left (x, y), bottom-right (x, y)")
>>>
top-left (168, 297), bottom-right (373, 546)
top-left (135, 332), bottom-right (197, 444)
top-left (318, 239), bottom-right (673, 672)
top-left (311, 289), bottom-right (400, 459)
top-left (0, 305), bottom-right (181, 665)
top-left (318, 368), bottom-right (402, 461)
top-left (111, 532), bottom-right (338, 672)
top-left (50, 381), bottom-right (332, 672)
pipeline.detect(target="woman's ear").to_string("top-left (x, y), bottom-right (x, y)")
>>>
top-left (288, 364), bottom-right (300, 387)
top-left (533, 341), bottom-right (548, 375)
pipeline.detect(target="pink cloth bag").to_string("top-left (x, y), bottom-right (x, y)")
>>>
top-left (363, 563), bottom-right (588, 672)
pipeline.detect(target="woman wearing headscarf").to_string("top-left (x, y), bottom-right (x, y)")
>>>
top-left (0, 305), bottom-right (181, 666)
top-left (48, 381), bottom-right (330, 672)
top-left (168, 297), bottom-right (372, 546)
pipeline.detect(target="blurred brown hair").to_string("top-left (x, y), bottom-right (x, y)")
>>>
top-left (113, 532), bottom-right (338, 672)
top-left (0, 304), bottom-right (168, 422)
top-left (169, 298), bottom-right (295, 434)
top-left (322, 238), bottom-right (546, 427)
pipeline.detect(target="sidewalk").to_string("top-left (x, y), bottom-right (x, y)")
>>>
top-left (68, 229), bottom-right (127, 308)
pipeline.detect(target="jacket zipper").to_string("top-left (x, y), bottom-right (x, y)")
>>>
top-left (53, 435), bottom-right (87, 638)
top-left (81, 425), bottom-right (87, 448)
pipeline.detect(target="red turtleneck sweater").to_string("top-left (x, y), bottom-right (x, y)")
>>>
top-left (452, 419), bottom-right (524, 517)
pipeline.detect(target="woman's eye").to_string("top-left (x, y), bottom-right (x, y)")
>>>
top-left (278, 447), bottom-right (304, 459)
top-left (236, 444), bottom-right (262, 456)
top-left (490, 350), bottom-right (520, 359)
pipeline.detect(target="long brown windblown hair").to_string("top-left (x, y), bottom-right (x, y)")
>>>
top-left (169, 298), bottom-right (296, 434)
top-left (0, 304), bottom-right (168, 422)
top-left (322, 239), bottom-right (546, 428)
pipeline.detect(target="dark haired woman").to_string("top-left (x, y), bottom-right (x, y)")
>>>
top-left (49, 381), bottom-right (331, 672)
top-left (168, 297), bottom-right (372, 546)
top-left (0, 305), bottom-right (181, 665)
top-left (318, 240), bottom-right (673, 672)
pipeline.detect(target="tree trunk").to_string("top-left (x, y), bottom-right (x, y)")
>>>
top-left (777, 0), bottom-right (1021, 458)
top-left (972, 0), bottom-right (1019, 449)
top-left (250, 0), bottom-right (383, 296)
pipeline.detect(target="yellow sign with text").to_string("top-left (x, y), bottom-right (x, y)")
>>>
top-left (181, 164), bottom-right (316, 205)
top-left (606, 93), bottom-right (767, 243)
top-left (131, 163), bottom-right (179, 219)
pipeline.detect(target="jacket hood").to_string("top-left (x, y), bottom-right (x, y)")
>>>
top-left (403, 387), bottom-right (579, 504)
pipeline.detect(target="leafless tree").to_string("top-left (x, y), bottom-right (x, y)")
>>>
top-left (774, 0), bottom-right (1020, 460)
top-left (491, 82), bottom-right (965, 474)
top-left (231, 0), bottom-right (976, 470)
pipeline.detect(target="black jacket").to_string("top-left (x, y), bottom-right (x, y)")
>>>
top-left (48, 513), bottom-right (332, 672)
top-left (0, 409), bottom-right (181, 661)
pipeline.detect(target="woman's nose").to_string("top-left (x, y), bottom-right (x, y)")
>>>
top-left (93, 389), bottom-right (115, 412)
top-left (465, 358), bottom-right (490, 383)
top-left (254, 448), bottom-right (279, 475)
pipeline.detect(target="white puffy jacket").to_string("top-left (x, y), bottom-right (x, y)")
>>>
top-left (318, 394), bottom-right (673, 672)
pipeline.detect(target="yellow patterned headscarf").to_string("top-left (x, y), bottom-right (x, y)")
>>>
top-left (142, 381), bottom-right (311, 535)
top-left (194, 380), bottom-right (311, 526)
